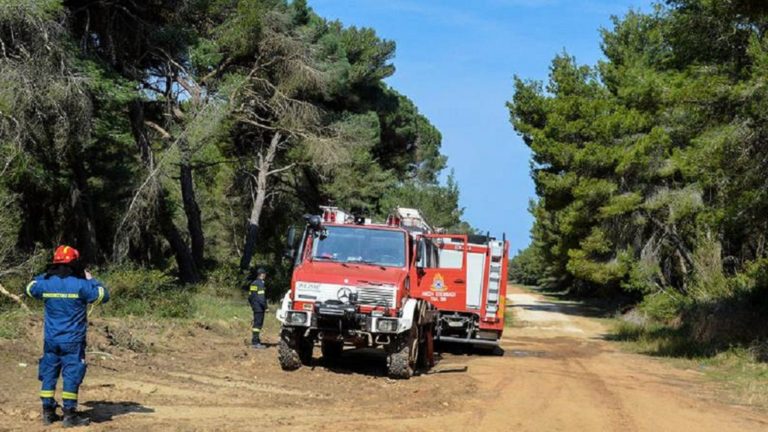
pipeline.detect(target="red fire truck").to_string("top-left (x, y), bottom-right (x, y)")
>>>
top-left (276, 207), bottom-right (509, 378)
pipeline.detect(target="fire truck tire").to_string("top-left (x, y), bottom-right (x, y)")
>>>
top-left (386, 346), bottom-right (412, 379)
top-left (387, 322), bottom-right (419, 379)
top-left (321, 340), bottom-right (343, 362)
top-left (278, 333), bottom-right (313, 370)
top-left (278, 339), bottom-right (302, 370)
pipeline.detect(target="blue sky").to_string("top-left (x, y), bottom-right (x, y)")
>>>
top-left (310, 0), bottom-right (654, 253)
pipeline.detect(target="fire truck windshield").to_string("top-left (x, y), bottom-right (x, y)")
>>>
top-left (311, 226), bottom-right (406, 268)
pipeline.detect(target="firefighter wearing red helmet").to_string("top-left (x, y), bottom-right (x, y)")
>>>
top-left (25, 245), bottom-right (110, 427)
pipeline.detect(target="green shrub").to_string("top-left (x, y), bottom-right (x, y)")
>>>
top-left (746, 258), bottom-right (768, 291)
top-left (205, 262), bottom-right (245, 298)
top-left (509, 245), bottom-right (546, 286)
top-left (638, 292), bottom-right (688, 323)
top-left (98, 267), bottom-right (195, 319)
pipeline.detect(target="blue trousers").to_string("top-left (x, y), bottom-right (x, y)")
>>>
top-left (38, 341), bottom-right (87, 409)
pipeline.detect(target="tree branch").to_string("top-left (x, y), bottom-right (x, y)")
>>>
top-left (0, 282), bottom-right (30, 312)
top-left (144, 121), bottom-right (172, 139)
top-left (266, 163), bottom-right (296, 176)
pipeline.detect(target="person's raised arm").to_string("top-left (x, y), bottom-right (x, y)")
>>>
top-left (80, 278), bottom-right (110, 305)
top-left (25, 277), bottom-right (43, 299)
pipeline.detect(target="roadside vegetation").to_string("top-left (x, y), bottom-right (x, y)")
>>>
top-left (508, 0), bottom-right (768, 393)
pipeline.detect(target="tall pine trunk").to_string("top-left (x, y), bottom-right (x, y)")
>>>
top-left (179, 139), bottom-right (205, 269)
top-left (239, 132), bottom-right (281, 271)
top-left (159, 197), bottom-right (200, 283)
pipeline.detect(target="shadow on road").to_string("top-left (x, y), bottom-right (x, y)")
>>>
top-left (436, 341), bottom-right (504, 357)
top-left (312, 347), bottom-right (389, 377)
top-left (82, 401), bottom-right (154, 424)
top-left (311, 343), bottom-right (495, 377)
top-left (509, 299), bottom-right (609, 319)
top-left (510, 287), bottom-right (632, 320)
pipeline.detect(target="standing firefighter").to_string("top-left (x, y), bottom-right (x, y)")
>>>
top-left (245, 268), bottom-right (268, 349)
top-left (25, 245), bottom-right (110, 427)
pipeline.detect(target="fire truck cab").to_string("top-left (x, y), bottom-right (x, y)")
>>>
top-left (277, 207), bottom-right (437, 378)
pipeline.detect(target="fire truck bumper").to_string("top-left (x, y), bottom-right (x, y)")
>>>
top-left (281, 309), bottom-right (411, 335)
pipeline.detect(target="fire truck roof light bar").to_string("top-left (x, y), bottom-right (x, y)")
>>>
top-left (319, 206), bottom-right (373, 226)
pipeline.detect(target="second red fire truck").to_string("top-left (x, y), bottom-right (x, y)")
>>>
top-left (276, 207), bottom-right (509, 378)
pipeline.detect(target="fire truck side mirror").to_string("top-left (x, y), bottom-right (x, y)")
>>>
top-left (307, 214), bottom-right (323, 231)
top-left (414, 240), bottom-right (424, 268)
top-left (286, 226), bottom-right (296, 245)
top-left (283, 226), bottom-right (297, 260)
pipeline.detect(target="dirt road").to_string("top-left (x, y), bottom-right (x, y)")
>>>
top-left (3, 286), bottom-right (768, 431)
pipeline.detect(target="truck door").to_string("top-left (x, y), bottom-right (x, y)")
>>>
top-left (465, 245), bottom-right (487, 311)
top-left (413, 234), bottom-right (468, 311)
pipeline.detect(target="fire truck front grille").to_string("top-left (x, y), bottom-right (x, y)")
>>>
top-left (356, 286), bottom-right (396, 308)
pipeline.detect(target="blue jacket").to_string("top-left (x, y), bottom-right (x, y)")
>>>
top-left (26, 274), bottom-right (110, 343)
top-left (249, 279), bottom-right (266, 294)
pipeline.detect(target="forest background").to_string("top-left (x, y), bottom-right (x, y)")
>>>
top-left (0, 0), bottom-right (471, 317)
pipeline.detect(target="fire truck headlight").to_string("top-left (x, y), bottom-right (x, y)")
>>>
top-left (376, 318), bottom-right (398, 333)
top-left (286, 311), bottom-right (308, 326)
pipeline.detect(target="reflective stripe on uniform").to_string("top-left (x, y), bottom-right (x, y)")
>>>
top-left (62, 391), bottom-right (78, 400)
top-left (249, 286), bottom-right (265, 294)
top-left (42, 293), bottom-right (79, 299)
top-left (26, 281), bottom-right (36, 297)
top-left (252, 328), bottom-right (261, 333)
top-left (39, 390), bottom-right (55, 398)
top-left (94, 286), bottom-right (105, 305)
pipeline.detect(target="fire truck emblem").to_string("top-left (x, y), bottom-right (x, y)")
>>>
top-left (431, 273), bottom-right (446, 292)
top-left (337, 287), bottom-right (353, 302)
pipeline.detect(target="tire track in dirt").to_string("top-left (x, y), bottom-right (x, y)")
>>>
top-left (569, 356), bottom-right (638, 432)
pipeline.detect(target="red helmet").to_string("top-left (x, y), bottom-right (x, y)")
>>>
top-left (53, 245), bottom-right (80, 264)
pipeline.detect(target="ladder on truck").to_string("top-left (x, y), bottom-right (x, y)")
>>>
top-left (484, 239), bottom-right (505, 322)
top-left (387, 207), bottom-right (433, 234)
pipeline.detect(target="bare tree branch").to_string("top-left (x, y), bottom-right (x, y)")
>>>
top-left (0, 282), bottom-right (30, 312)
top-left (266, 163), bottom-right (296, 176)
top-left (144, 120), bottom-right (172, 139)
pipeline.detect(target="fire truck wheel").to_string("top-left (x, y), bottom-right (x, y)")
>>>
top-left (321, 340), bottom-right (343, 362)
top-left (387, 323), bottom-right (419, 379)
top-left (278, 339), bottom-right (302, 371)
top-left (278, 333), bottom-right (314, 370)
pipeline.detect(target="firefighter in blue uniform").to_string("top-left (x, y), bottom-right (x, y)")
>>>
top-left (26, 245), bottom-right (110, 427)
top-left (246, 268), bottom-right (268, 349)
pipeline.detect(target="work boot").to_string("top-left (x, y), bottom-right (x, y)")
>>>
top-left (42, 406), bottom-right (60, 425)
top-left (62, 408), bottom-right (90, 428)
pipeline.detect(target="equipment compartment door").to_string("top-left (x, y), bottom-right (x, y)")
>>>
top-left (465, 251), bottom-right (486, 310)
top-left (414, 235), bottom-right (468, 311)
